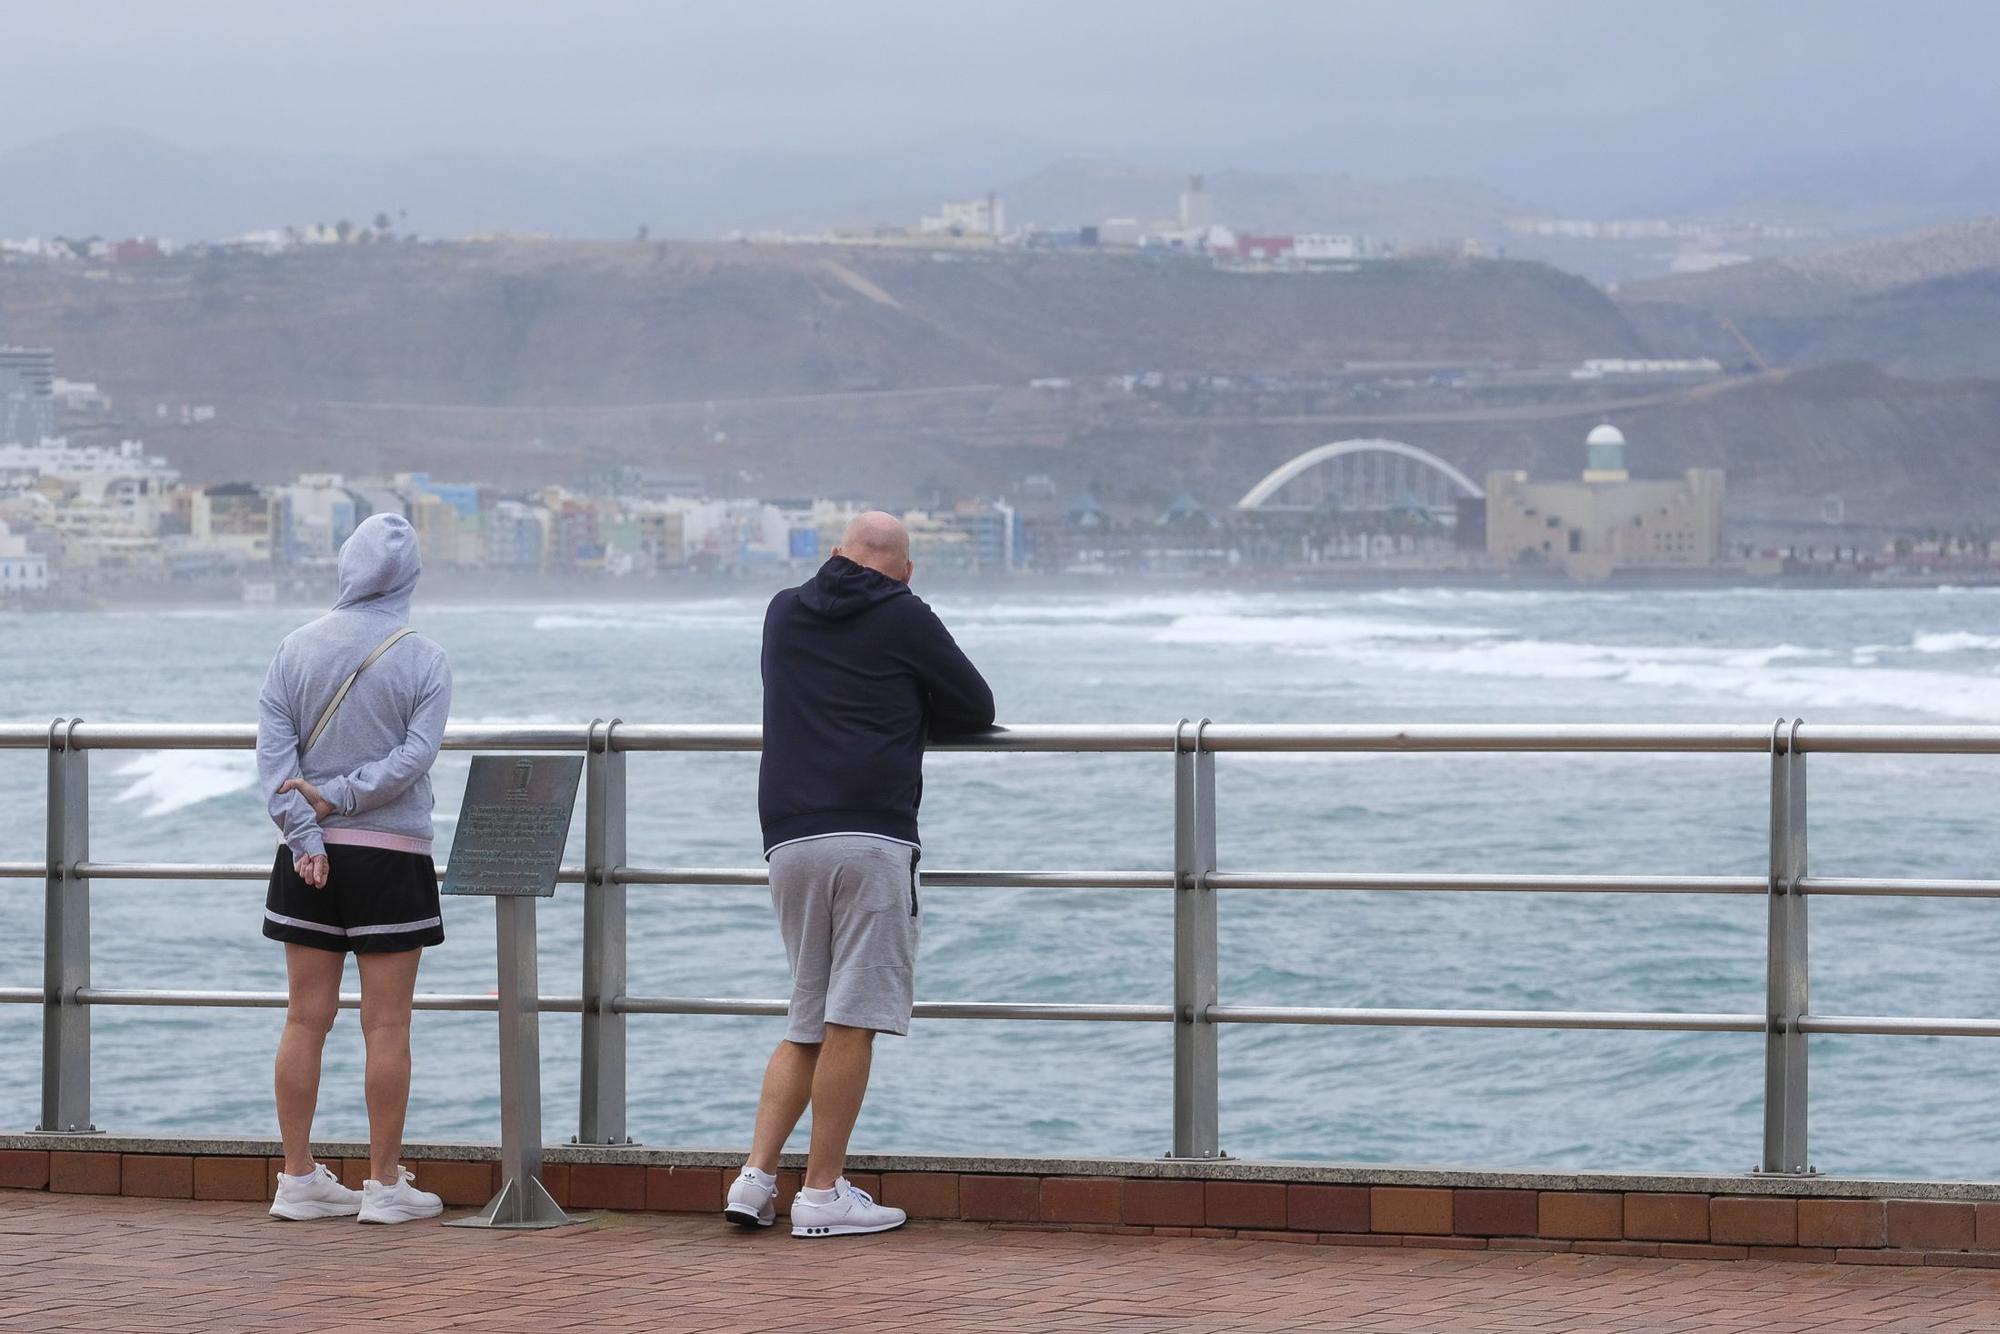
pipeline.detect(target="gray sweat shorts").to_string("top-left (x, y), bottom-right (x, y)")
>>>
top-left (768, 834), bottom-right (921, 1043)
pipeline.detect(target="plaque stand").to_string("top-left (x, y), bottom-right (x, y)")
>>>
top-left (447, 895), bottom-right (573, 1230)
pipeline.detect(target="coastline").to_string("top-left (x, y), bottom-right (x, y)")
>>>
top-left (10, 563), bottom-right (2000, 613)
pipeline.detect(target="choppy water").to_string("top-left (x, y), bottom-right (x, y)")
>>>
top-left (5, 584), bottom-right (2000, 1179)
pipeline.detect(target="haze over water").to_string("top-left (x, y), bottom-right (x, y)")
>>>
top-left (5, 584), bottom-right (2000, 1179)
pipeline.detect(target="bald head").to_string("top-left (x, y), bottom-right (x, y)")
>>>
top-left (835, 511), bottom-right (914, 583)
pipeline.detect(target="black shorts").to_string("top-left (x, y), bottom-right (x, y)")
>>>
top-left (263, 844), bottom-right (445, 955)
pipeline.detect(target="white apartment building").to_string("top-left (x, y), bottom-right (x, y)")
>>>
top-left (0, 519), bottom-right (48, 594)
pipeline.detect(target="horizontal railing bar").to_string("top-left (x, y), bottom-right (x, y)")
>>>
top-left (1793, 725), bottom-right (2000, 754)
top-left (1200, 724), bottom-right (1778, 752)
top-left (1800, 876), bottom-right (2000, 899)
top-left (57, 723), bottom-right (599, 751)
top-left (1797, 1014), bottom-right (2000, 1037)
top-left (1207, 1005), bottom-right (1764, 1032)
top-left (19, 720), bottom-right (2000, 756)
top-left (33, 861), bottom-right (2000, 903)
top-left (612, 723), bottom-right (1176, 752)
top-left (1207, 872), bottom-right (1767, 894)
top-left (69, 862), bottom-right (587, 885)
top-left (612, 996), bottom-right (1171, 1021)
top-left (616, 866), bottom-right (764, 886)
top-left (615, 866), bottom-right (1174, 889)
top-left (73, 987), bottom-right (585, 1012)
top-left (31, 987), bottom-right (2000, 1038)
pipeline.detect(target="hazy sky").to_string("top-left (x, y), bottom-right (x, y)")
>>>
top-left (4, 0), bottom-right (1994, 209)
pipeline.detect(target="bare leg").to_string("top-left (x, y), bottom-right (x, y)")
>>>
top-left (275, 944), bottom-right (344, 1178)
top-left (803, 1023), bottom-right (875, 1190)
top-left (357, 948), bottom-right (423, 1185)
top-left (746, 1038), bottom-right (820, 1175)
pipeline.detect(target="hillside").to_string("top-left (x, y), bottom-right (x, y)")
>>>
top-left (1620, 217), bottom-right (2000, 379)
top-left (5, 242), bottom-right (1997, 529)
top-left (0, 241), bottom-right (1644, 406)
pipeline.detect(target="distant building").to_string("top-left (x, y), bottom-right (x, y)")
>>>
top-left (1178, 175), bottom-right (1213, 232)
top-left (484, 500), bottom-right (551, 570)
top-left (191, 483), bottom-right (274, 563)
top-left (947, 499), bottom-right (1021, 571)
top-left (1223, 233), bottom-right (1294, 263)
top-left (920, 193), bottom-right (1006, 237)
top-left (1293, 233), bottom-right (1361, 262)
top-left (1485, 424), bottom-right (1725, 580)
top-left (0, 518), bottom-right (48, 594)
top-left (1, 346), bottom-right (57, 445)
top-left (902, 510), bottom-right (976, 573)
top-left (272, 474), bottom-right (363, 566)
top-left (632, 504), bottom-right (688, 569)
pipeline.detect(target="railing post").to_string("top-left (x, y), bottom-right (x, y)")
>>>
top-left (41, 718), bottom-right (93, 1133)
top-left (1170, 717), bottom-right (1221, 1158)
top-left (1761, 717), bottom-right (1810, 1174)
top-left (578, 717), bottom-right (630, 1145)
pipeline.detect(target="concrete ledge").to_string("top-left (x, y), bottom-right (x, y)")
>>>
top-left (9, 1134), bottom-right (2000, 1264)
top-left (7, 1133), bottom-right (2000, 1200)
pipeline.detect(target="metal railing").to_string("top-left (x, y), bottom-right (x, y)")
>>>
top-left (8, 715), bottom-right (2000, 1171)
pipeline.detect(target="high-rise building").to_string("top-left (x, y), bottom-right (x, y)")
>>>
top-left (1, 346), bottom-right (58, 445)
top-left (1178, 175), bottom-right (1213, 232)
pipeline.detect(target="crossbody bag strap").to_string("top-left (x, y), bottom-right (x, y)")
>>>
top-left (302, 627), bottom-right (416, 757)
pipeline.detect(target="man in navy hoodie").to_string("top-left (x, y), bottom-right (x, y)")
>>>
top-left (725, 511), bottom-right (995, 1238)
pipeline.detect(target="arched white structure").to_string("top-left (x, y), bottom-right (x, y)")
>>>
top-left (1235, 439), bottom-right (1484, 510)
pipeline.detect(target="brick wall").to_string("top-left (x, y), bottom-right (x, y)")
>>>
top-left (7, 1146), bottom-right (2000, 1266)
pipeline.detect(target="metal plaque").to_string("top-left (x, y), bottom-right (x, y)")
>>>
top-left (440, 755), bottom-right (584, 898)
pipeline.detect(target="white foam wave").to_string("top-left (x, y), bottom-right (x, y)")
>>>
top-left (1153, 612), bottom-right (1496, 648)
top-left (112, 752), bottom-right (259, 818)
top-left (1303, 635), bottom-right (2000, 722)
top-left (1911, 632), bottom-right (2000, 654)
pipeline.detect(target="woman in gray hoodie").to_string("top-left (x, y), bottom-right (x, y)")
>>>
top-left (255, 513), bottom-right (453, 1225)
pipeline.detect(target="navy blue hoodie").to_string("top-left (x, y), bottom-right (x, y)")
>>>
top-left (759, 556), bottom-right (996, 853)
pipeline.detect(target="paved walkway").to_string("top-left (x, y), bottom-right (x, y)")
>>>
top-left (4, 1194), bottom-right (2000, 1333)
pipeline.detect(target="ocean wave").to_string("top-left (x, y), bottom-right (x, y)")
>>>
top-left (1325, 637), bottom-right (2000, 721)
top-left (1153, 612), bottom-right (1497, 647)
top-left (111, 752), bottom-right (259, 818)
top-left (1911, 631), bottom-right (2000, 654)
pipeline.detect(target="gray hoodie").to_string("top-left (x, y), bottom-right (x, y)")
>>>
top-left (257, 514), bottom-right (453, 859)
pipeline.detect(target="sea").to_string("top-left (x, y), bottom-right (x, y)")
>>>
top-left (4, 583), bottom-right (2000, 1180)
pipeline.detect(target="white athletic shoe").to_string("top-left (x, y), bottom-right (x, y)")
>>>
top-left (357, 1166), bottom-right (444, 1225)
top-left (269, 1163), bottom-right (361, 1221)
top-left (723, 1168), bottom-right (777, 1228)
top-left (790, 1178), bottom-right (906, 1238)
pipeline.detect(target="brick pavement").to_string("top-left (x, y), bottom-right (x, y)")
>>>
top-left (4, 1193), bottom-right (2000, 1333)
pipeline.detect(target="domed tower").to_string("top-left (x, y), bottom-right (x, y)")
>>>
top-left (1583, 423), bottom-right (1629, 483)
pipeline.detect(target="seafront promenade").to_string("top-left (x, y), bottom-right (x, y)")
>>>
top-left (7, 1189), bottom-right (2000, 1333)
top-left (12, 716), bottom-right (2000, 1326)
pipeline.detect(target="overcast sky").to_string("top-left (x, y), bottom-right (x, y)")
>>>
top-left (4, 0), bottom-right (1993, 210)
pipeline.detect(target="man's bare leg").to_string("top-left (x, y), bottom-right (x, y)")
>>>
top-left (746, 1038), bottom-right (819, 1176)
top-left (802, 1023), bottom-right (875, 1190)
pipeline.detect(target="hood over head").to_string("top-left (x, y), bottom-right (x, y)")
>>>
top-left (796, 554), bottom-right (909, 621)
top-left (334, 513), bottom-right (422, 615)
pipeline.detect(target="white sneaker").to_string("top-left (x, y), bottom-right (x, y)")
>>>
top-left (723, 1167), bottom-right (777, 1228)
top-left (269, 1163), bottom-right (361, 1221)
top-left (790, 1178), bottom-right (906, 1238)
top-left (357, 1165), bottom-right (443, 1225)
